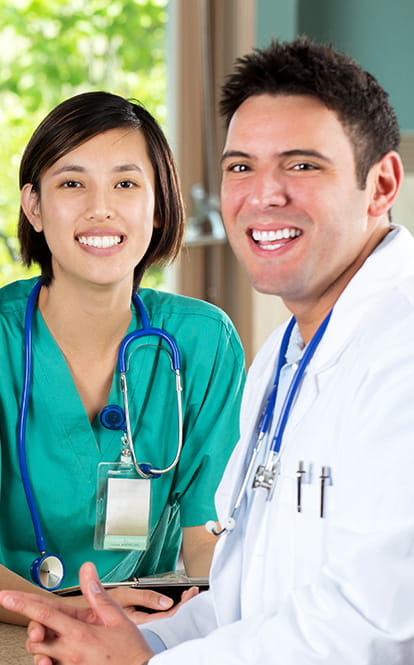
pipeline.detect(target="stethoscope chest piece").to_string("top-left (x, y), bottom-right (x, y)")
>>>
top-left (30, 552), bottom-right (65, 591)
top-left (99, 405), bottom-right (126, 430)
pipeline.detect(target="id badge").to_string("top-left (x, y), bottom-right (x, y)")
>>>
top-left (94, 463), bottom-right (151, 551)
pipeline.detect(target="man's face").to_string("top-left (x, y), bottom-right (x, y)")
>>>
top-left (220, 94), bottom-right (389, 319)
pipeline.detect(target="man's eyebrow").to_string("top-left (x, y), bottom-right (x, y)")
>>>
top-left (221, 148), bottom-right (333, 165)
top-left (220, 150), bottom-right (251, 165)
top-left (280, 149), bottom-right (333, 163)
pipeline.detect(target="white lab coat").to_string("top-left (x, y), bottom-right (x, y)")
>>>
top-left (146, 225), bottom-right (414, 664)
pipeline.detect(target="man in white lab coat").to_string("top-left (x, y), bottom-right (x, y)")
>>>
top-left (2, 36), bottom-right (414, 664)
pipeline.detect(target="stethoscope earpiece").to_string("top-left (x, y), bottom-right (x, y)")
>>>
top-left (30, 553), bottom-right (65, 591)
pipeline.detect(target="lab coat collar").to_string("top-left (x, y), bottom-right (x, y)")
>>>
top-left (302, 225), bottom-right (414, 373)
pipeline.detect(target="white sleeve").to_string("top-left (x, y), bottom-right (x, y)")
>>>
top-left (139, 587), bottom-right (218, 652)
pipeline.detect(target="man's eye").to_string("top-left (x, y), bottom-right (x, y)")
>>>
top-left (229, 164), bottom-right (249, 173)
top-left (291, 163), bottom-right (318, 171)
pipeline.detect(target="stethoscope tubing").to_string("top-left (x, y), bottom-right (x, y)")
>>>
top-left (209, 309), bottom-right (332, 537)
top-left (266, 309), bottom-right (332, 460)
top-left (17, 279), bottom-right (46, 554)
top-left (124, 293), bottom-right (181, 372)
top-left (118, 329), bottom-right (181, 373)
top-left (119, 292), bottom-right (183, 478)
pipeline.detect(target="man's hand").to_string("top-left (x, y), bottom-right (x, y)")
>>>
top-left (0, 562), bottom-right (155, 665)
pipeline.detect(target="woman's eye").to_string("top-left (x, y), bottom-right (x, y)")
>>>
top-left (63, 180), bottom-right (81, 188)
top-left (116, 180), bottom-right (135, 188)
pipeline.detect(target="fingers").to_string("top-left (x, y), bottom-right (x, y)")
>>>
top-left (1, 587), bottom-right (82, 616)
top-left (126, 607), bottom-right (172, 624)
top-left (33, 655), bottom-right (53, 665)
top-left (139, 586), bottom-right (200, 622)
top-left (27, 620), bottom-right (47, 642)
top-left (0, 590), bottom-right (78, 636)
top-left (78, 562), bottom-right (131, 627)
top-left (107, 586), bottom-right (174, 612)
top-left (119, 585), bottom-right (200, 623)
top-left (180, 586), bottom-right (199, 603)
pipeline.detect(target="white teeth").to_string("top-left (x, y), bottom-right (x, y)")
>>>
top-left (261, 243), bottom-right (284, 250)
top-left (252, 228), bottom-right (301, 243)
top-left (77, 235), bottom-right (122, 248)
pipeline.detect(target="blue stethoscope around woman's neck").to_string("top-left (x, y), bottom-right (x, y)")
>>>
top-left (206, 308), bottom-right (332, 537)
top-left (18, 279), bottom-right (182, 590)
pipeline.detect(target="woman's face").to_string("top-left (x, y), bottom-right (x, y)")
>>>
top-left (21, 127), bottom-right (158, 292)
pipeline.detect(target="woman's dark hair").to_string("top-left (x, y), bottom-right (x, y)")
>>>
top-left (18, 91), bottom-right (184, 289)
top-left (220, 36), bottom-right (400, 189)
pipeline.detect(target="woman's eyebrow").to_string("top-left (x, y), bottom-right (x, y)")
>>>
top-left (51, 162), bottom-right (144, 176)
top-left (51, 164), bottom-right (85, 175)
top-left (112, 163), bottom-right (143, 173)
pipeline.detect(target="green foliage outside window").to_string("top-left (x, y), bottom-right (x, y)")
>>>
top-left (0, 0), bottom-right (167, 287)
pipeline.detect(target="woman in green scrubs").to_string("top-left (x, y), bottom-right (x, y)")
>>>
top-left (0, 92), bottom-right (244, 624)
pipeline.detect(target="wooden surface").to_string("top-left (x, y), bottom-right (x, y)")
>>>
top-left (0, 622), bottom-right (32, 664)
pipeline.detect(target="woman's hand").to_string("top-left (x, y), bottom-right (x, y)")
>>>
top-left (62, 578), bottom-right (199, 624)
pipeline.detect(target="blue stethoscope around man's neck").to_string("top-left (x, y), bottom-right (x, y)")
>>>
top-left (206, 308), bottom-right (332, 537)
top-left (18, 279), bottom-right (182, 590)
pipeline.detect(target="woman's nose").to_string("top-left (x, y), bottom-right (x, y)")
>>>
top-left (85, 188), bottom-right (114, 220)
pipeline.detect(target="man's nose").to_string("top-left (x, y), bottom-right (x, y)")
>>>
top-left (248, 169), bottom-right (288, 208)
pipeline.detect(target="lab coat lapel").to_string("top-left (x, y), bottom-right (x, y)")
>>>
top-left (218, 325), bottom-right (284, 515)
top-left (212, 327), bottom-right (285, 624)
top-left (282, 229), bottom-right (408, 432)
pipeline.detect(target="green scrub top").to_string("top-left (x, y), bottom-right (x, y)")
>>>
top-left (0, 278), bottom-right (245, 588)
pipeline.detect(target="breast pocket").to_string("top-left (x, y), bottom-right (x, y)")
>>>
top-left (286, 460), bottom-right (335, 587)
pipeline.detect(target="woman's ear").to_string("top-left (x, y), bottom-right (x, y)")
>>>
top-left (368, 151), bottom-right (404, 218)
top-left (21, 183), bottom-right (43, 232)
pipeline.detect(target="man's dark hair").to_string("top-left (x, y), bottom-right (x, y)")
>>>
top-left (220, 36), bottom-right (400, 188)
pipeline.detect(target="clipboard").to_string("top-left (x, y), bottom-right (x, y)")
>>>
top-left (56, 574), bottom-right (209, 610)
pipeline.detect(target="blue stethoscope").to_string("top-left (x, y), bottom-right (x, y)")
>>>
top-left (206, 309), bottom-right (332, 537)
top-left (18, 279), bottom-right (183, 590)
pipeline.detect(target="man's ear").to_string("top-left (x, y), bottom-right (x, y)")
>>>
top-left (21, 183), bottom-right (43, 232)
top-left (368, 151), bottom-right (404, 218)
